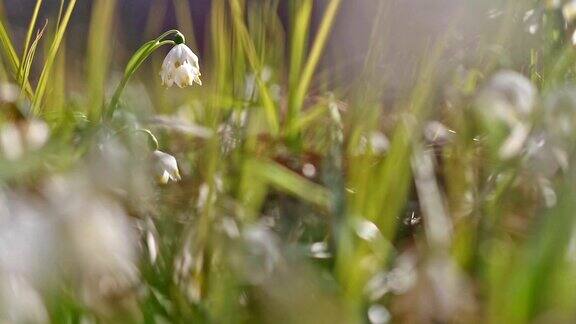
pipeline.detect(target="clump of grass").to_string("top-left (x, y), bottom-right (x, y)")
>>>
top-left (1, 0), bottom-right (576, 323)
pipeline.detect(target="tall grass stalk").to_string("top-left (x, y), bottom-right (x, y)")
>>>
top-left (87, 0), bottom-right (116, 120)
top-left (32, 0), bottom-right (77, 115)
top-left (18, 0), bottom-right (42, 83)
top-left (287, 0), bottom-right (341, 142)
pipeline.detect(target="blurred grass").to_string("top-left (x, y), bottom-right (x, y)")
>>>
top-left (2, 0), bottom-right (576, 323)
top-left (86, 0), bottom-right (116, 120)
top-left (31, 0), bottom-right (76, 114)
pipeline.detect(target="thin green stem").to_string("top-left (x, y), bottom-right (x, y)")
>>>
top-left (19, 0), bottom-right (43, 85)
top-left (134, 128), bottom-right (160, 151)
top-left (104, 39), bottom-right (175, 119)
top-left (156, 29), bottom-right (180, 42)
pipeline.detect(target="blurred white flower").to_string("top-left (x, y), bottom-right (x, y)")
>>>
top-left (525, 132), bottom-right (566, 177)
top-left (498, 123), bottom-right (530, 160)
top-left (364, 252), bottom-right (417, 300)
top-left (355, 219), bottom-right (382, 242)
top-left (152, 150), bottom-right (181, 184)
top-left (0, 192), bottom-right (60, 286)
top-left (64, 197), bottom-right (140, 316)
top-left (368, 304), bottom-right (391, 324)
top-left (146, 231), bottom-right (158, 264)
top-left (235, 225), bottom-right (283, 284)
top-left (302, 163), bottom-right (317, 178)
top-left (523, 9), bottom-right (540, 35)
top-left (0, 83), bottom-right (19, 103)
top-left (0, 275), bottom-right (49, 324)
top-left (0, 119), bottom-right (50, 160)
top-left (563, 1), bottom-right (576, 23)
top-left (309, 242), bottom-right (331, 259)
top-left (478, 70), bottom-right (536, 117)
top-left (424, 121), bottom-right (455, 144)
top-left (64, 198), bottom-right (139, 278)
top-left (160, 44), bottom-right (202, 88)
top-left (539, 178), bottom-right (557, 208)
top-left (41, 175), bottom-right (142, 315)
top-left (25, 119), bottom-right (50, 149)
top-left (0, 123), bottom-right (23, 160)
top-left (425, 257), bottom-right (474, 321)
top-left (353, 131), bottom-right (390, 155)
top-left (476, 70), bottom-right (537, 159)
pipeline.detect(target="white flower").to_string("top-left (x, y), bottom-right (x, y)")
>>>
top-left (0, 119), bottom-right (50, 160)
top-left (152, 150), bottom-right (181, 184)
top-left (0, 275), bottom-right (49, 324)
top-left (0, 191), bottom-right (60, 286)
top-left (42, 176), bottom-right (141, 317)
top-left (475, 70), bottom-right (536, 159)
top-left (65, 198), bottom-right (140, 315)
top-left (25, 119), bottom-right (50, 149)
top-left (564, 1), bottom-right (576, 23)
top-left (0, 83), bottom-right (19, 103)
top-left (160, 44), bottom-right (202, 88)
top-left (478, 70), bottom-right (536, 118)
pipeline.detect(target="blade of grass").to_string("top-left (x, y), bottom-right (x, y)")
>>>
top-left (87, 0), bottom-right (117, 120)
top-left (18, 0), bottom-right (43, 84)
top-left (0, 20), bottom-right (34, 98)
top-left (287, 0), bottom-right (313, 130)
top-left (19, 20), bottom-right (47, 95)
top-left (248, 158), bottom-right (331, 209)
top-left (336, 38), bottom-right (448, 319)
top-left (0, 20), bottom-right (20, 77)
top-left (55, 0), bottom-right (65, 30)
top-left (230, 0), bottom-right (279, 136)
top-left (497, 179), bottom-right (576, 323)
top-left (45, 34), bottom-right (66, 124)
top-left (291, 101), bottom-right (328, 132)
top-left (32, 0), bottom-right (77, 115)
top-left (287, 0), bottom-right (342, 140)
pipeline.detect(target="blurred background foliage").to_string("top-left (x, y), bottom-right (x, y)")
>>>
top-left (1, 0), bottom-right (576, 323)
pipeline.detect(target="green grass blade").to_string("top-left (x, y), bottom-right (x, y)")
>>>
top-left (19, 21), bottom-right (47, 94)
top-left (230, 0), bottom-right (280, 136)
top-left (287, 0), bottom-right (313, 131)
top-left (0, 20), bottom-right (21, 78)
top-left (0, 19), bottom-right (35, 98)
top-left (249, 158), bottom-right (331, 209)
top-left (288, 0), bottom-right (342, 138)
top-left (19, 0), bottom-right (43, 83)
top-left (32, 0), bottom-right (77, 115)
top-left (87, 0), bottom-right (117, 120)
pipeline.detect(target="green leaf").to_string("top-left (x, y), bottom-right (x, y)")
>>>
top-left (248, 158), bottom-right (331, 209)
top-left (32, 0), bottom-right (78, 115)
top-left (18, 0), bottom-right (44, 85)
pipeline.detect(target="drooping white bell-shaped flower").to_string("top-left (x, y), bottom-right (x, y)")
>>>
top-left (160, 44), bottom-right (202, 88)
top-left (475, 70), bottom-right (537, 159)
top-left (152, 150), bottom-right (181, 184)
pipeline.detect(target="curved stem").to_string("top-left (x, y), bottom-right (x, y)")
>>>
top-left (155, 29), bottom-right (180, 42)
top-left (134, 128), bottom-right (160, 151)
top-left (105, 39), bottom-right (175, 119)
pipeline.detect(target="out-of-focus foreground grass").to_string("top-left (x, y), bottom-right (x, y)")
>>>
top-left (2, 0), bottom-right (576, 323)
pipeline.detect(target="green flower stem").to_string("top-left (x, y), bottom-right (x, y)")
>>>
top-left (156, 29), bottom-right (182, 43)
top-left (104, 30), bottom-right (184, 120)
top-left (134, 128), bottom-right (160, 151)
